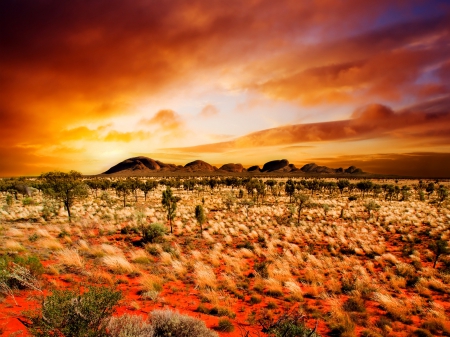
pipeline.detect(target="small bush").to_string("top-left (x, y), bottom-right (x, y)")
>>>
top-left (267, 301), bottom-right (278, 309)
top-left (150, 309), bottom-right (218, 337)
top-left (420, 319), bottom-right (450, 335)
top-left (143, 223), bottom-right (166, 243)
top-left (265, 314), bottom-right (321, 337)
top-left (217, 318), bottom-right (234, 332)
top-left (22, 197), bottom-right (34, 206)
top-left (343, 296), bottom-right (366, 313)
top-left (26, 286), bottom-right (122, 337)
top-left (410, 329), bottom-right (433, 337)
top-left (196, 303), bottom-right (210, 314)
top-left (107, 314), bottom-right (154, 337)
top-left (249, 295), bottom-right (262, 304)
top-left (209, 306), bottom-right (236, 318)
top-left (5, 194), bottom-right (13, 207)
top-left (254, 261), bottom-right (269, 278)
top-left (237, 241), bottom-right (254, 251)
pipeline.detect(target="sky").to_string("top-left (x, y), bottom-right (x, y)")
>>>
top-left (1, 0), bottom-right (450, 177)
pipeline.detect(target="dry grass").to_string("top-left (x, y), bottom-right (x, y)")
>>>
top-left (57, 248), bottom-right (84, 269)
top-left (102, 256), bottom-right (135, 274)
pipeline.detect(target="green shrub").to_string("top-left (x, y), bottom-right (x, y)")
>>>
top-left (13, 255), bottom-right (44, 278)
top-left (143, 223), bottom-right (166, 243)
top-left (26, 286), bottom-right (122, 337)
top-left (150, 309), bottom-right (218, 337)
top-left (22, 197), bottom-right (34, 206)
top-left (217, 318), bottom-right (234, 332)
top-left (266, 314), bottom-right (321, 337)
top-left (5, 194), bottom-right (13, 207)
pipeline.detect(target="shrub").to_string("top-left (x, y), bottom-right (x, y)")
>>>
top-left (143, 223), bottom-right (166, 243)
top-left (196, 303), bottom-right (210, 314)
top-left (26, 286), bottom-right (122, 337)
top-left (12, 255), bottom-right (44, 278)
top-left (5, 194), bottom-right (13, 207)
top-left (209, 306), bottom-right (236, 318)
top-left (343, 296), bottom-right (366, 313)
top-left (254, 261), bottom-right (269, 278)
top-left (150, 309), bottom-right (218, 337)
top-left (410, 329), bottom-right (433, 337)
top-left (264, 314), bottom-right (321, 337)
top-left (249, 295), bottom-right (262, 304)
top-left (420, 319), bottom-right (450, 335)
top-left (22, 197), bottom-right (34, 206)
top-left (267, 301), bottom-right (278, 309)
top-left (107, 314), bottom-right (154, 337)
top-left (217, 318), bottom-right (234, 332)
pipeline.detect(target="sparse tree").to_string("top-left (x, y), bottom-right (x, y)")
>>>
top-left (356, 180), bottom-right (373, 198)
top-left (140, 179), bottom-right (157, 201)
top-left (195, 205), bottom-right (206, 232)
top-left (241, 199), bottom-right (254, 219)
top-left (40, 171), bottom-right (88, 221)
top-left (293, 193), bottom-right (310, 225)
top-left (364, 200), bottom-right (380, 218)
top-left (162, 187), bottom-right (180, 234)
top-left (224, 193), bottom-right (236, 210)
top-left (429, 239), bottom-right (449, 269)
top-left (285, 179), bottom-right (295, 203)
top-left (337, 179), bottom-right (350, 196)
top-left (437, 185), bottom-right (449, 205)
top-left (114, 180), bottom-right (131, 208)
top-left (426, 182), bottom-right (435, 199)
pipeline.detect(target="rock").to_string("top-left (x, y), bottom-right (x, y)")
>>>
top-left (345, 166), bottom-right (363, 174)
top-left (261, 159), bottom-right (290, 172)
top-left (300, 163), bottom-right (364, 174)
top-left (103, 156), bottom-right (178, 174)
top-left (183, 160), bottom-right (217, 172)
top-left (247, 165), bottom-right (261, 172)
top-left (219, 163), bottom-right (246, 172)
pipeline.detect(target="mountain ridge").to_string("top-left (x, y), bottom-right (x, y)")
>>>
top-left (102, 156), bottom-right (365, 176)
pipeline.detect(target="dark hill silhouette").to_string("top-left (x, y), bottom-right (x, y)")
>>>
top-left (300, 163), bottom-right (364, 174)
top-left (102, 157), bottom-right (364, 175)
top-left (247, 165), bottom-right (261, 172)
top-left (219, 163), bottom-right (246, 172)
top-left (183, 160), bottom-right (217, 172)
top-left (261, 159), bottom-right (290, 172)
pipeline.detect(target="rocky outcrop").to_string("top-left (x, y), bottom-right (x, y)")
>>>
top-left (300, 163), bottom-right (363, 174)
top-left (219, 163), bottom-right (246, 172)
top-left (247, 165), bottom-right (261, 172)
top-left (103, 156), bottom-right (179, 174)
top-left (345, 166), bottom-right (363, 174)
top-left (102, 157), bottom-right (364, 175)
top-left (261, 159), bottom-right (290, 172)
top-left (183, 160), bottom-right (217, 172)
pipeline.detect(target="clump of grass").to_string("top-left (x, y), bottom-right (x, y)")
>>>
top-left (57, 249), bottom-right (84, 269)
top-left (217, 318), bottom-right (234, 332)
top-left (102, 256), bottom-right (134, 274)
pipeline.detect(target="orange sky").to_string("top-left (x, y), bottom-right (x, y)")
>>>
top-left (1, 0), bottom-right (450, 177)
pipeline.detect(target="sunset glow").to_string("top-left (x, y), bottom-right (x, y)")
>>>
top-left (1, 0), bottom-right (450, 177)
